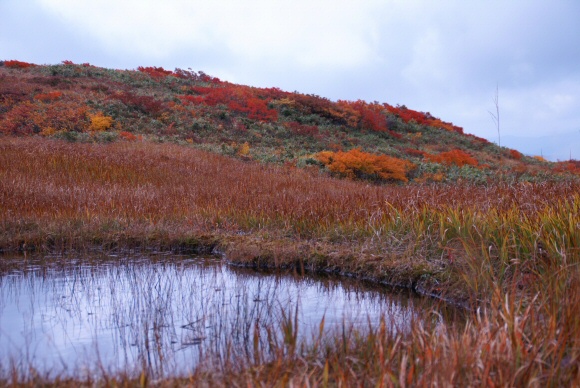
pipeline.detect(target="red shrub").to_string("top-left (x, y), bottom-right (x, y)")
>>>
top-left (553, 160), bottom-right (580, 175)
top-left (4, 60), bottom-right (36, 69)
top-left (137, 66), bottom-right (174, 78)
top-left (186, 84), bottom-right (278, 122)
top-left (119, 131), bottom-right (141, 141)
top-left (427, 149), bottom-right (478, 167)
top-left (112, 91), bottom-right (165, 115)
top-left (509, 149), bottom-right (523, 160)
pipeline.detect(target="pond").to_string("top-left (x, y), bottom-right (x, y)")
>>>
top-left (0, 253), bottom-right (456, 379)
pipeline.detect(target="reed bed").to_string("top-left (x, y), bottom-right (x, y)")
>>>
top-left (1, 137), bottom-right (580, 386)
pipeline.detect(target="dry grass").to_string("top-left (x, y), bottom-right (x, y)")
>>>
top-left (1, 137), bottom-right (580, 386)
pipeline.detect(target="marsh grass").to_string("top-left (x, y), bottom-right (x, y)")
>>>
top-left (0, 254), bottom-right (435, 386)
top-left (1, 137), bottom-right (579, 385)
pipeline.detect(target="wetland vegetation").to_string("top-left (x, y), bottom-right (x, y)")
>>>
top-left (1, 253), bottom-right (454, 381)
top-left (0, 61), bottom-right (579, 385)
top-left (1, 138), bottom-right (578, 386)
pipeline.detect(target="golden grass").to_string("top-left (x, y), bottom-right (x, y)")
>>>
top-left (1, 137), bottom-right (580, 385)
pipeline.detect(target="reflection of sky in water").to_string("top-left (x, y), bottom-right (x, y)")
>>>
top-left (0, 255), bottom-right (441, 378)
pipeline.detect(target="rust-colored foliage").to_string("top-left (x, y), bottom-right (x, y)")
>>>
top-left (0, 100), bottom-right (89, 135)
top-left (137, 66), bottom-right (175, 78)
top-left (34, 91), bottom-right (63, 102)
top-left (385, 104), bottom-right (428, 125)
top-left (323, 100), bottom-right (389, 132)
top-left (3, 60), bottom-right (36, 69)
top-left (427, 149), bottom-right (478, 167)
top-left (415, 172), bottom-right (445, 183)
top-left (404, 148), bottom-right (427, 158)
top-left (182, 83), bottom-right (278, 122)
top-left (385, 104), bottom-right (463, 134)
top-left (119, 131), bottom-right (140, 141)
top-left (112, 91), bottom-right (165, 115)
top-left (509, 149), bottom-right (523, 160)
top-left (357, 101), bottom-right (388, 132)
top-left (553, 160), bottom-right (580, 175)
top-left (316, 148), bottom-right (415, 182)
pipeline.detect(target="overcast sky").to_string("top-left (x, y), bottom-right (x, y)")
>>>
top-left (1, 0), bottom-right (579, 160)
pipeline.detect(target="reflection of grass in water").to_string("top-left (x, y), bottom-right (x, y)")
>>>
top-left (0, 255), bottom-right (432, 382)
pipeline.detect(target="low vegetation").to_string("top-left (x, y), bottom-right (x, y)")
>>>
top-left (1, 137), bottom-right (579, 385)
top-left (1, 60), bottom-right (579, 385)
top-left (1, 60), bottom-right (578, 184)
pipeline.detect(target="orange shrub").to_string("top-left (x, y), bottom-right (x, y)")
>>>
top-left (427, 149), bottom-right (478, 167)
top-left (533, 155), bottom-right (548, 163)
top-left (315, 148), bottom-right (415, 182)
top-left (89, 112), bottom-right (114, 131)
top-left (34, 91), bottom-right (63, 102)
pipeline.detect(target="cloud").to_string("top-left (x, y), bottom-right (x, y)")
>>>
top-left (2, 0), bottom-right (579, 157)
top-left (36, 0), bottom-right (381, 69)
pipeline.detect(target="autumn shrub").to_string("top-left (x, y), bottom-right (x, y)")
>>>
top-left (185, 84), bottom-right (278, 122)
top-left (89, 112), bottom-right (114, 131)
top-left (34, 91), bottom-right (63, 102)
top-left (137, 66), bottom-right (174, 78)
top-left (315, 148), bottom-right (415, 182)
top-left (404, 148), bottom-right (426, 158)
top-left (112, 91), bottom-right (165, 115)
top-left (427, 149), bottom-right (478, 167)
top-left (384, 104), bottom-right (428, 126)
top-left (385, 104), bottom-right (464, 134)
top-left (118, 131), bottom-right (140, 141)
top-left (509, 149), bottom-right (523, 160)
top-left (237, 141), bottom-right (251, 157)
top-left (3, 60), bottom-right (36, 69)
top-left (325, 100), bottom-right (389, 131)
top-left (533, 155), bottom-right (548, 163)
top-left (553, 160), bottom-right (580, 175)
top-left (354, 101), bottom-right (388, 131)
top-left (0, 100), bottom-right (89, 135)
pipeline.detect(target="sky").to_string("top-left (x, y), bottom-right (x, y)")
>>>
top-left (1, 0), bottom-right (579, 160)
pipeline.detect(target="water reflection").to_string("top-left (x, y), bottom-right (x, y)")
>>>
top-left (0, 254), bottom-right (449, 378)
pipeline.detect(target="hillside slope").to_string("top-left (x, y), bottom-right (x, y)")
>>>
top-left (1, 60), bottom-right (578, 182)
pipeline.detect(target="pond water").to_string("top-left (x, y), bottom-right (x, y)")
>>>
top-left (0, 253), bottom-right (455, 378)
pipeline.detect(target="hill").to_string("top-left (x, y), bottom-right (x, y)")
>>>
top-left (1, 59), bottom-right (578, 182)
top-left (1, 60), bottom-right (580, 385)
